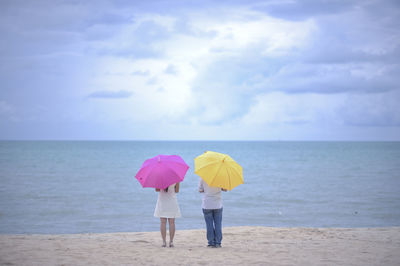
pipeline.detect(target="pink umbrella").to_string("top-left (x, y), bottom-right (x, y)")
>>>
top-left (135, 154), bottom-right (189, 189)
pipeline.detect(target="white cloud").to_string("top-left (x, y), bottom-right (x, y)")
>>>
top-left (85, 7), bottom-right (316, 125)
top-left (1, 0), bottom-right (399, 140)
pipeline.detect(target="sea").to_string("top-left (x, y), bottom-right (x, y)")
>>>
top-left (0, 141), bottom-right (399, 234)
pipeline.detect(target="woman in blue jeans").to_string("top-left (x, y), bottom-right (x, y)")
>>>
top-left (199, 179), bottom-right (227, 248)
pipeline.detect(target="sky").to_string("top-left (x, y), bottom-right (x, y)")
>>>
top-left (0, 0), bottom-right (400, 140)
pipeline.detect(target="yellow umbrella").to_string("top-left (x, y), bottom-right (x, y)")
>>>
top-left (194, 151), bottom-right (243, 191)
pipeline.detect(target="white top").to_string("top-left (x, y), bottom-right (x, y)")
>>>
top-left (198, 179), bottom-right (223, 209)
top-left (154, 183), bottom-right (181, 218)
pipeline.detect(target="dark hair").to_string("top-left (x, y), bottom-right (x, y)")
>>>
top-left (164, 185), bottom-right (176, 192)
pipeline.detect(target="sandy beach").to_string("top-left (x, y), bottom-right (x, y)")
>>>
top-left (1, 226), bottom-right (399, 265)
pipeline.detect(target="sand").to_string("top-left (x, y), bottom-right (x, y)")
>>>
top-left (1, 226), bottom-right (399, 266)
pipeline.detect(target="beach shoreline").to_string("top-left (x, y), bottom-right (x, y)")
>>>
top-left (1, 226), bottom-right (399, 265)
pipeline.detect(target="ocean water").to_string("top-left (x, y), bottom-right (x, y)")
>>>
top-left (0, 141), bottom-right (399, 234)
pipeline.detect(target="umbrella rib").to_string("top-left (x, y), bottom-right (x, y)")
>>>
top-left (141, 166), bottom-right (153, 187)
top-left (225, 166), bottom-right (231, 190)
top-left (145, 163), bottom-right (169, 188)
top-left (136, 155), bottom-right (189, 189)
top-left (229, 164), bottom-right (243, 180)
top-left (195, 160), bottom-right (221, 173)
top-left (140, 165), bottom-right (155, 187)
top-left (210, 162), bottom-right (225, 187)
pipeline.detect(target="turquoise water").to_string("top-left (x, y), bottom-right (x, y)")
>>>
top-left (0, 141), bottom-right (399, 234)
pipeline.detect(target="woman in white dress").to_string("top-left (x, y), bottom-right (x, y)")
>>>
top-left (154, 183), bottom-right (181, 247)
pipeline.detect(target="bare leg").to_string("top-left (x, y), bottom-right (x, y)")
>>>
top-left (168, 218), bottom-right (175, 247)
top-left (160, 218), bottom-right (167, 247)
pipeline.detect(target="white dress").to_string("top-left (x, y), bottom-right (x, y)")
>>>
top-left (154, 183), bottom-right (181, 218)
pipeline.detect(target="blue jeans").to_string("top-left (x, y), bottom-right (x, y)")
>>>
top-left (202, 208), bottom-right (223, 246)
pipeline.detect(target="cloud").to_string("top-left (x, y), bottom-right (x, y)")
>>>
top-left (164, 64), bottom-right (178, 75)
top-left (240, 91), bottom-right (345, 126)
top-left (0, 100), bottom-right (14, 114)
top-left (256, 62), bottom-right (400, 94)
top-left (253, 0), bottom-right (357, 21)
top-left (85, 14), bottom-right (178, 58)
top-left (164, 9), bottom-right (317, 124)
top-left (131, 70), bottom-right (150, 76)
top-left (340, 90), bottom-right (400, 127)
top-left (82, 2), bottom-right (399, 128)
top-left (88, 90), bottom-right (133, 99)
top-left (239, 89), bottom-right (400, 133)
top-left (0, 100), bottom-right (20, 123)
top-left (195, 4), bottom-right (400, 95)
top-left (0, 100), bottom-right (16, 121)
top-left (1, 0), bottom-right (399, 140)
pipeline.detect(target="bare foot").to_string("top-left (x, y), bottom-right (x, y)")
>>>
top-left (169, 242), bottom-right (174, 248)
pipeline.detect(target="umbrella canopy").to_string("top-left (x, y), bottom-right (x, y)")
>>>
top-left (135, 154), bottom-right (189, 189)
top-left (194, 151), bottom-right (243, 191)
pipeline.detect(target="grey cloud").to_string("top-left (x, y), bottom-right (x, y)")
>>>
top-left (263, 63), bottom-right (400, 94)
top-left (302, 43), bottom-right (398, 65)
top-left (1, 0), bottom-right (400, 140)
top-left (252, 0), bottom-right (359, 21)
top-left (131, 70), bottom-right (150, 76)
top-left (0, 52), bottom-right (89, 116)
top-left (164, 64), bottom-right (178, 75)
top-left (88, 11), bottom-right (133, 26)
top-left (88, 90), bottom-right (133, 99)
top-left (172, 15), bottom-right (219, 38)
top-left (0, 30), bottom-right (83, 57)
top-left (85, 20), bottom-right (171, 58)
top-left (134, 20), bottom-right (171, 40)
top-left (195, 2), bottom-right (400, 95)
top-left (84, 24), bottom-right (122, 41)
top-left (362, 0), bottom-right (400, 27)
top-left (0, 1), bottom-right (169, 59)
top-left (92, 45), bottom-right (163, 59)
top-left (147, 77), bottom-right (158, 85)
top-left (0, 1), bottom-right (94, 32)
top-left (0, 1), bottom-right (91, 58)
top-left (0, 101), bottom-right (16, 122)
top-left (301, 13), bottom-right (400, 66)
top-left (339, 91), bottom-right (400, 127)
top-left (189, 40), bottom-right (399, 102)
top-left (284, 119), bottom-right (310, 125)
top-left (344, 115), bottom-right (400, 127)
